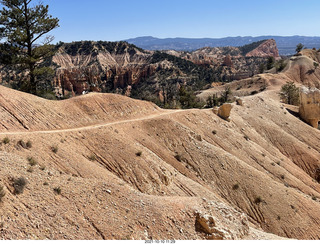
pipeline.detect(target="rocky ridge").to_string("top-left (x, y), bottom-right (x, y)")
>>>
top-left (28, 39), bottom-right (280, 102)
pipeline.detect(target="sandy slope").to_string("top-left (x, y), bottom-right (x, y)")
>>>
top-left (0, 50), bottom-right (320, 240)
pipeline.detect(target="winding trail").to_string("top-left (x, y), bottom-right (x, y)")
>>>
top-left (0, 109), bottom-right (191, 136)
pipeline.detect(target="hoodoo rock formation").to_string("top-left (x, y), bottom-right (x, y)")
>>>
top-left (43, 39), bottom-right (281, 100)
top-left (299, 86), bottom-right (320, 128)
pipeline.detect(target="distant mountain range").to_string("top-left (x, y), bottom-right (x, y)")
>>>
top-left (125, 36), bottom-right (320, 55)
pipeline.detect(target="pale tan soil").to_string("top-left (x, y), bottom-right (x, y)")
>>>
top-left (1, 50), bottom-right (320, 240)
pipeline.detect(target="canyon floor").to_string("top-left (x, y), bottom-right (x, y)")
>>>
top-left (0, 50), bottom-right (320, 240)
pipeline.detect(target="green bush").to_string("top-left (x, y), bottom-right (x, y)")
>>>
top-left (27, 157), bottom-right (38, 166)
top-left (279, 82), bottom-right (300, 105)
top-left (2, 137), bottom-right (10, 144)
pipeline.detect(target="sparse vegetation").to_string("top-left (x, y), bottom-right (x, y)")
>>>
top-left (212, 130), bottom-right (217, 135)
top-left (0, 185), bottom-right (5, 202)
top-left (296, 43), bottom-right (304, 53)
top-left (135, 151), bottom-right (143, 157)
top-left (53, 187), bottom-right (61, 195)
top-left (88, 154), bottom-right (97, 161)
top-left (232, 183), bottom-right (240, 190)
top-left (18, 140), bottom-right (32, 149)
top-left (2, 137), bottom-right (10, 145)
top-left (51, 145), bottom-right (58, 153)
top-left (27, 157), bottom-right (38, 166)
top-left (279, 81), bottom-right (300, 106)
top-left (266, 56), bottom-right (275, 70)
top-left (13, 177), bottom-right (27, 195)
top-left (275, 59), bottom-right (287, 72)
top-left (43, 182), bottom-right (49, 186)
top-left (26, 141), bottom-right (32, 149)
top-left (18, 140), bottom-right (27, 149)
top-left (254, 196), bottom-right (263, 204)
top-left (178, 86), bottom-right (204, 109)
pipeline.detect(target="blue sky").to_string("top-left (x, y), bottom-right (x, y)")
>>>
top-left (30, 0), bottom-right (320, 42)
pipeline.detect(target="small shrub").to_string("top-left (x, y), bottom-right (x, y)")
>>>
top-left (281, 174), bottom-right (285, 180)
top-left (51, 145), bottom-right (58, 153)
top-left (40, 165), bottom-right (46, 171)
top-left (18, 140), bottom-right (27, 149)
top-left (53, 187), bottom-right (61, 195)
top-left (0, 185), bottom-right (5, 202)
top-left (135, 151), bottom-right (142, 157)
top-left (88, 154), bottom-right (96, 161)
top-left (13, 177), bottom-right (27, 194)
top-left (43, 182), bottom-right (49, 186)
top-left (174, 154), bottom-right (182, 162)
top-left (312, 196), bottom-right (317, 201)
top-left (277, 216), bottom-right (281, 221)
top-left (2, 137), bottom-right (10, 145)
top-left (244, 135), bottom-right (250, 141)
top-left (212, 130), bottom-right (217, 135)
top-left (232, 183), bottom-right (240, 190)
top-left (254, 196), bottom-right (263, 204)
top-left (27, 157), bottom-right (38, 166)
top-left (26, 140), bottom-right (32, 149)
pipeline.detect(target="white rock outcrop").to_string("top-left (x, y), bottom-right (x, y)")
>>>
top-left (299, 86), bottom-right (320, 128)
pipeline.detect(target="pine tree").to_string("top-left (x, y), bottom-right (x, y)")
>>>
top-left (296, 43), bottom-right (304, 54)
top-left (280, 82), bottom-right (300, 105)
top-left (0, 0), bottom-right (59, 94)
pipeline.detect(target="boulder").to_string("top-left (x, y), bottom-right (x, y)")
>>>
top-left (212, 106), bottom-right (219, 115)
top-left (299, 86), bottom-right (320, 128)
top-left (235, 97), bottom-right (244, 106)
top-left (195, 212), bottom-right (228, 240)
top-left (218, 103), bottom-right (233, 121)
